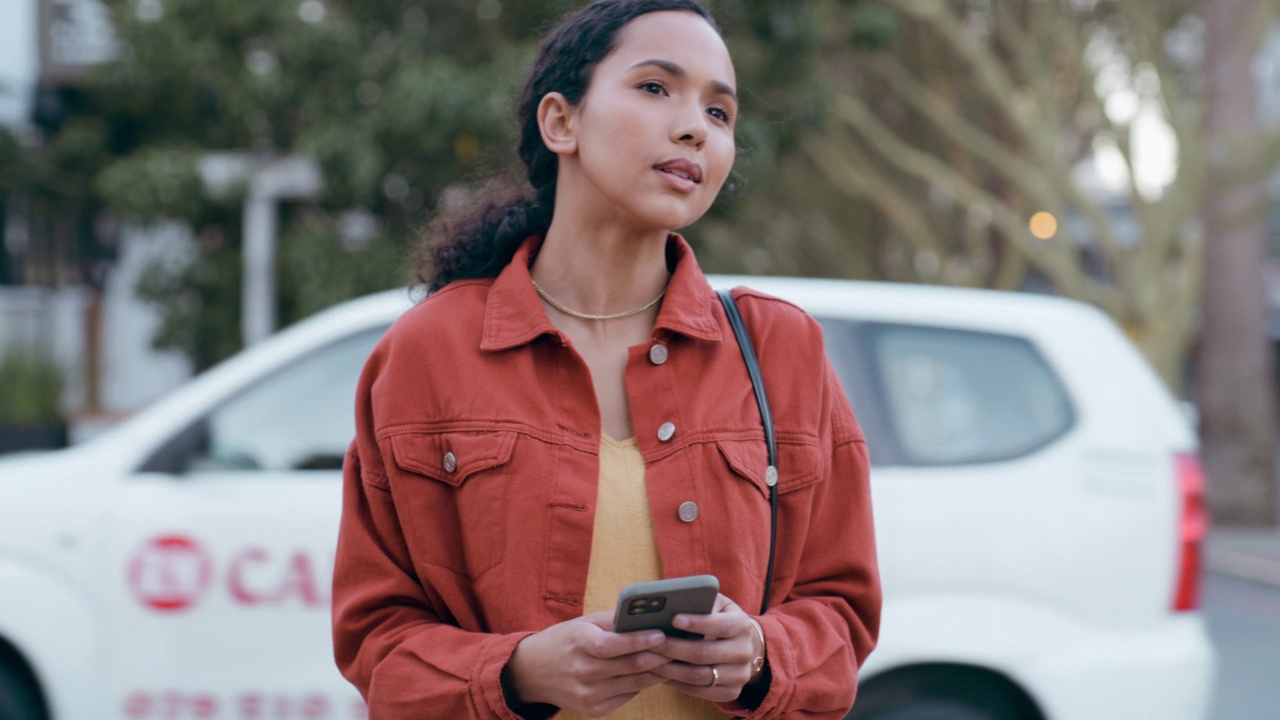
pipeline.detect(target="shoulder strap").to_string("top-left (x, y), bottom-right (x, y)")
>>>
top-left (717, 289), bottom-right (778, 614)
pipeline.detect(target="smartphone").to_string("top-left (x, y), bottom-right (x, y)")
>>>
top-left (611, 575), bottom-right (719, 640)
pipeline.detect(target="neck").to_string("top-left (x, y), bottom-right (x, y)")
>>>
top-left (530, 217), bottom-right (671, 319)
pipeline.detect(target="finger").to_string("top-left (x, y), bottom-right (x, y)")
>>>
top-left (654, 636), bottom-right (755, 669)
top-left (570, 672), bottom-right (668, 716)
top-left (598, 669), bottom-right (669, 697)
top-left (583, 626), bottom-right (668, 660)
top-left (671, 611), bottom-right (753, 643)
top-left (581, 691), bottom-right (640, 719)
top-left (661, 678), bottom-right (742, 704)
top-left (593, 650), bottom-right (673, 679)
top-left (712, 593), bottom-right (734, 613)
top-left (657, 661), bottom-right (748, 704)
top-left (650, 659), bottom-right (748, 686)
top-left (580, 610), bottom-right (615, 631)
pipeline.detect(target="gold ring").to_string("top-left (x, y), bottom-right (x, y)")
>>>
top-left (709, 667), bottom-right (719, 687)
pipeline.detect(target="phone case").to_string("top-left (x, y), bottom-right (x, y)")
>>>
top-left (611, 575), bottom-right (720, 639)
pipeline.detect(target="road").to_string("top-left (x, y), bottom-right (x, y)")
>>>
top-left (1204, 572), bottom-right (1280, 720)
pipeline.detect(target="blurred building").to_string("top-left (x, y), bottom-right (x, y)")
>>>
top-left (0, 0), bottom-right (191, 435)
top-left (0, 1), bottom-right (38, 128)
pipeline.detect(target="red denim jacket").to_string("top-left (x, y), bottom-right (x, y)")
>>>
top-left (332, 234), bottom-right (881, 719)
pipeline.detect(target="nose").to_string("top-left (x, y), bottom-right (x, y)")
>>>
top-left (671, 101), bottom-right (708, 148)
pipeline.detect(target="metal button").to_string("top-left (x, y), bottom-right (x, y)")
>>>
top-left (678, 501), bottom-right (699, 523)
top-left (443, 451), bottom-right (457, 473)
top-left (657, 422), bottom-right (676, 442)
top-left (649, 344), bottom-right (669, 365)
top-left (765, 465), bottom-right (778, 487)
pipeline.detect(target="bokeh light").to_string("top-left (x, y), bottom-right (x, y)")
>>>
top-left (1029, 211), bottom-right (1058, 240)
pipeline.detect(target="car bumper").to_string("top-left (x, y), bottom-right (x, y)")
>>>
top-left (1025, 613), bottom-right (1215, 720)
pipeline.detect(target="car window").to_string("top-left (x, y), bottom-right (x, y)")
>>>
top-left (143, 327), bottom-right (387, 475)
top-left (819, 318), bottom-right (897, 467)
top-left (869, 325), bottom-right (1073, 465)
top-left (819, 319), bottom-right (1073, 466)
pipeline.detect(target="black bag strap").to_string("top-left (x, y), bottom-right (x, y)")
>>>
top-left (717, 289), bottom-right (778, 615)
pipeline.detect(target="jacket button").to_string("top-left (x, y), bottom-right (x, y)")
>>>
top-left (765, 465), bottom-right (778, 487)
top-left (443, 451), bottom-right (457, 473)
top-left (678, 501), bottom-right (699, 522)
top-left (657, 422), bottom-right (676, 442)
top-left (649, 344), bottom-right (669, 365)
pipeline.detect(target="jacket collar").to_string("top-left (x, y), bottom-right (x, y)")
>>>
top-left (480, 233), bottom-right (722, 352)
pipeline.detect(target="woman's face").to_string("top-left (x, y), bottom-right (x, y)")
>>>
top-left (562, 10), bottom-right (737, 231)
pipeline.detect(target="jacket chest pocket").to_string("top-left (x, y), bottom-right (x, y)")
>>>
top-left (712, 437), bottom-right (826, 598)
top-left (387, 429), bottom-right (518, 578)
top-left (715, 437), bottom-right (824, 499)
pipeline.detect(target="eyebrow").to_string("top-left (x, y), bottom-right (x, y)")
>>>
top-left (628, 59), bottom-right (738, 104)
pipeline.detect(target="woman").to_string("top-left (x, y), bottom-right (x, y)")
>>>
top-left (331, 1), bottom-right (881, 718)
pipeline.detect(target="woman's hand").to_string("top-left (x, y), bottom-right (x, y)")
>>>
top-left (650, 594), bottom-right (766, 703)
top-left (506, 611), bottom-right (672, 717)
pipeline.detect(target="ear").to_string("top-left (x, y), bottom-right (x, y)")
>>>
top-left (537, 92), bottom-right (578, 157)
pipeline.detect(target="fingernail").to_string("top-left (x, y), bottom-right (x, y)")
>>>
top-left (672, 615), bottom-right (689, 629)
top-left (646, 632), bottom-right (665, 645)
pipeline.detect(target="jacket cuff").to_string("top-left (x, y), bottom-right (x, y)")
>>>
top-left (472, 631), bottom-right (555, 720)
top-left (714, 614), bottom-right (793, 718)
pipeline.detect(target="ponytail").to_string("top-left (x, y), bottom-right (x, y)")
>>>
top-left (416, 182), bottom-right (553, 292)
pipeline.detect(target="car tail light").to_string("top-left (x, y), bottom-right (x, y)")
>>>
top-left (1172, 452), bottom-right (1208, 611)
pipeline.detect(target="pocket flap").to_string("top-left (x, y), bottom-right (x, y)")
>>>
top-left (390, 430), bottom-right (517, 487)
top-left (717, 439), bottom-right (771, 497)
top-left (717, 438), bottom-right (824, 496)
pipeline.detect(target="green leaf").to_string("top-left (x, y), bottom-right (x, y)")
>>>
top-left (96, 148), bottom-right (205, 220)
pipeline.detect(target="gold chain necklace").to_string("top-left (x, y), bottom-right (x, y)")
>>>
top-left (532, 279), bottom-right (667, 321)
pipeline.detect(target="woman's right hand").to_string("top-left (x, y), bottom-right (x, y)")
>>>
top-left (506, 610), bottom-right (672, 717)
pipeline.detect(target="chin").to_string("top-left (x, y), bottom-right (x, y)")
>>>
top-left (629, 199), bottom-right (712, 232)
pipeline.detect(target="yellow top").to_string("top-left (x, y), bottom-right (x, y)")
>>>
top-left (558, 435), bottom-right (729, 720)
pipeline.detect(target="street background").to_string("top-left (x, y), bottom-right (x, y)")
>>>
top-left (1205, 531), bottom-right (1280, 720)
top-left (2, 1), bottom-right (1280, 718)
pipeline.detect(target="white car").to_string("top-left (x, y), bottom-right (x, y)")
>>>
top-left (0, 278), bottom-right (1214, 720)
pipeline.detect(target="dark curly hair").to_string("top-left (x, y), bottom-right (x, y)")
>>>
top-left (416, 0), bottom-right (719, 293)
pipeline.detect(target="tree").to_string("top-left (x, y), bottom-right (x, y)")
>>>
top-left (695, 0), bottom-right (891, 279)
top-left (1199, 0), bottom-right (1278, 525)
top-left (71, 0), bottom-right (550, 369)
top-left (0, 101), bottom-right (116, 412)
top-left (800, 0), bottom-right (1280, 524)
top-left (805, 0), bottom-right (1220, 384)
top-left (35, 0), bottom-right (852, 370)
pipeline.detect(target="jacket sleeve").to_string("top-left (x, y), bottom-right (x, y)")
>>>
top-left (331, 351), bottom-right (542, 719)
top-left (718, 356), bottom-right (882, 719)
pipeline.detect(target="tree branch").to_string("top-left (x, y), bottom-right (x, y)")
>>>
top-left (991, 1), bottom-right (1063, 126)
top-left (802, 129), bottom-right (946, 265)
top-left (826, 90), bottom-right (1123, 304)
top-left (1113, 3), bottom-right (1196, 147)
top-left (890, 0), bottom-right (1136, 275)
top-left (864, 53), bottom-right (1128, 275)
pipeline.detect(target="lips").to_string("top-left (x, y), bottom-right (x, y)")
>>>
top-left (654, 159), bottom-right (703, 184)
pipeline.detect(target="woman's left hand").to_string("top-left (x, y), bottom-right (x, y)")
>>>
top-left (650, 593), bottom-right (765, 702)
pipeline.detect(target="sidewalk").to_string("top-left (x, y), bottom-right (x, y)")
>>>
top-left (1205, 526), bottom-right (1280, 587)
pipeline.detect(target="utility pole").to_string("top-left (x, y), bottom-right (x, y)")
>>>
top-left (199, 154), bottom-right (322, 346)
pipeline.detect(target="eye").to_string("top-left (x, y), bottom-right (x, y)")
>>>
top-left (708, 106), bottom-right (732, 124)
top-left (638, 81), bottom-right (667, 96)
